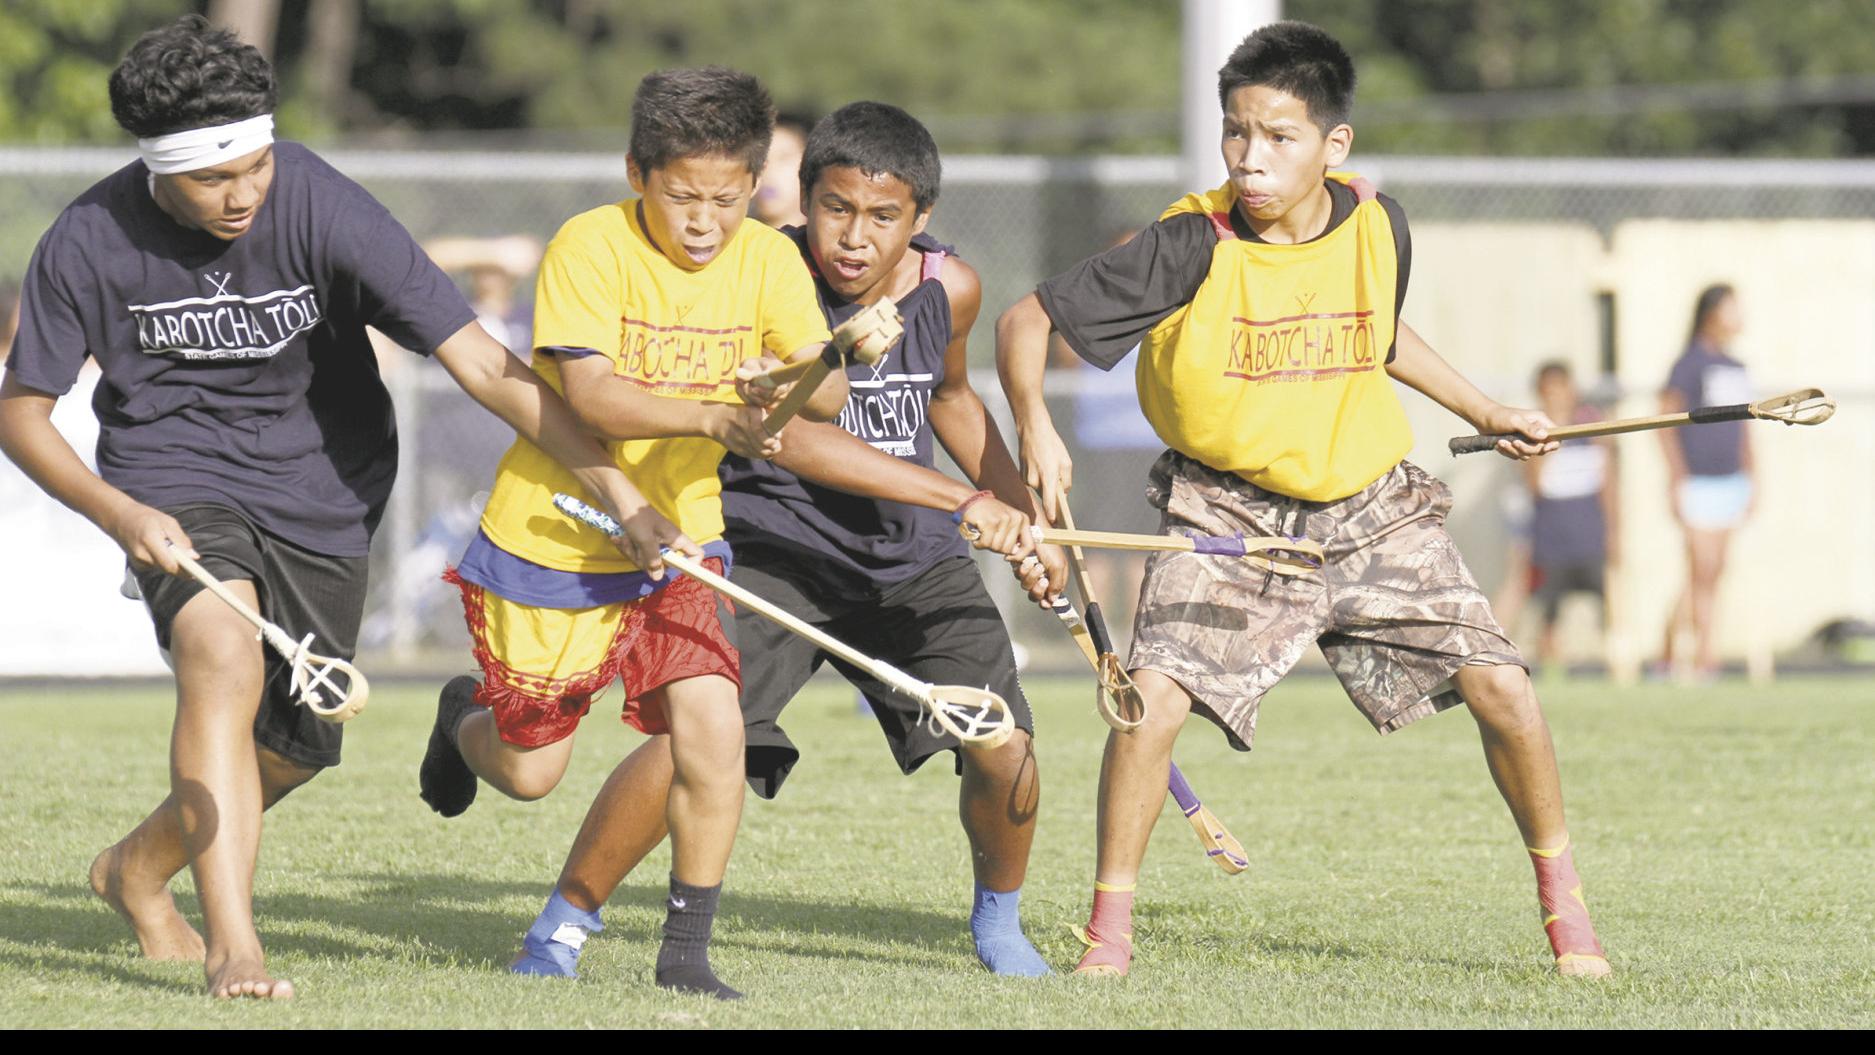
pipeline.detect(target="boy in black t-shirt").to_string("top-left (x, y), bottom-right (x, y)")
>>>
top-left (0, 16), bottom-right (670, 1000)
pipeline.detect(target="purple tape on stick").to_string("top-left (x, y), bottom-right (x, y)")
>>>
top-left (1167, 762), bottom-right (1200, 816)
top-left (1190, 535), bottom-right (1246, 557)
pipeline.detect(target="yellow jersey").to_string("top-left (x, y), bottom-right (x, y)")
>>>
top-left (1138, 173), bottom-right (1413, 501)
top-left (479, 203), bottom-right (830, 572)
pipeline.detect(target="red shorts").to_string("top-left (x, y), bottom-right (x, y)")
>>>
top-left (448, 560), bottom-right (740, 748)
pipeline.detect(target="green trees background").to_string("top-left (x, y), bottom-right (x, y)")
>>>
top-left (4, 0), bottom-right (1875, 155)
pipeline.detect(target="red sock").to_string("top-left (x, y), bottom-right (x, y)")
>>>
top-left (1529, 837), bottom-right (1610, 976)
top-left (1073, 881), bottom-right (1135, 975)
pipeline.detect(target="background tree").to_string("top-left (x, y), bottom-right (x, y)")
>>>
top-left (4, 0), bottom-right (1875, 156)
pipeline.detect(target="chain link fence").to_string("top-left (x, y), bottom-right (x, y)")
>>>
top-left (3, 146), bottom-right (1871, 677)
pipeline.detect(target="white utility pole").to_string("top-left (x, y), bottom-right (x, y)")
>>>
top-left (1182, 0), bottom-right (1281, 191)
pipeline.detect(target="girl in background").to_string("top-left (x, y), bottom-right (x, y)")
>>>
top-left (1659, 284), bottom-right (1754, 680)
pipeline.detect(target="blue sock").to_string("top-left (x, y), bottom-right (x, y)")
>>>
top-left (511, 890), bottom-right (604, 979)
top-left (970, 882), bottom-right (1050, 977)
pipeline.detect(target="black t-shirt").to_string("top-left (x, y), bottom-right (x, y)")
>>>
top-left (7, 142), bottom-right (477, 556)
top-left (1037, 179), bottom-right (1412, 370)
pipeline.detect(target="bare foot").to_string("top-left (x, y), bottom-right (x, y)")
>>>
top-left (89, 843), bottom-right (205, 962)
top-left (206, 957), bottom-right (296, 1000)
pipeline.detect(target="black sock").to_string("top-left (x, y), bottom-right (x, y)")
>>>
top-left (654, 876), bottom-right (741, 1000)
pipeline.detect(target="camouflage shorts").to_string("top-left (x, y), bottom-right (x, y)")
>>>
top-left (1129, 452), bottom-right (1524, 751)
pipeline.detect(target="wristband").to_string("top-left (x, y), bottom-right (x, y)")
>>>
top-left (950, 489), bottom-right (995, 524)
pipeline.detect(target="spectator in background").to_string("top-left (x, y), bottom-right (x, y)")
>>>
top-left (1659, 283), bottom-right (1754, 681)
top-left (1049, 228), bottom-right (1162, 620)
top-left (1490, 477), bottom-right (1532, 640)
top-left (413, 235), bottom-right (543, 499)
top-left (359, 235), bottom-right (545, 649)
top-left (1524, 360), bottom-right (1618, 672)
top-left (425, 234), bottom-right (541, 351)
top-left (751, 112), bottom-right (811, 228)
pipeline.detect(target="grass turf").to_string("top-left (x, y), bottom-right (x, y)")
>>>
top-left (1, 674), bottom-right (1870, 1028)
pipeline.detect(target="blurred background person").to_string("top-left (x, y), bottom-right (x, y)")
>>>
top-left (361, 234), bottom-right (544, 649)
top-left (415, 232), bottom-right (544, 505)
top-left (1048, 228), bottom-right (1161, 626)
top-left (424, 234), bottom-right (542, 352)
top-left (1524, 360), bottom-right (1619, 673)
top-left (1490, 477), bottom-right (1533, 640)
top-left (1658, 283), bottom-right (1754, 681)
top-left (752, 111), bottom-right (812, 229)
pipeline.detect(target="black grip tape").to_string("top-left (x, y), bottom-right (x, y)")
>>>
top-left (1688, 402), bottom-right (1752, 424)
top-left (1448, 433), bottom-right (1507, 456)
top-left (1085, 602), bottom-right (1115, 656)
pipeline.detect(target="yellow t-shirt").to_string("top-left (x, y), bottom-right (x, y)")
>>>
top-left (1139, 173), bottom-right (1413, 501)
top-left (479, 203), bottom-right (831, 572)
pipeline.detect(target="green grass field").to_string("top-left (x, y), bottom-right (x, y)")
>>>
top-left (1, 674), bottom-right (1871, 1028)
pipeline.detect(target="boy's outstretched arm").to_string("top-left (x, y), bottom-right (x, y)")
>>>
top-left (773, 423), bottom-right (1031, 556)
top-left (996, 292), bottom-right (1074, 520)
top-left (1387, 320), bottom-right (1558, 461)
top-left (553, 350), bottom-right (781, 460)
top-left (932, 260), bottom-right (1066, 602)
top-left (433, 322), bottom-right (700, 576)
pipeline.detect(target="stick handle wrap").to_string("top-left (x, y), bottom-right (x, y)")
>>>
top-left (1190, 535), bottom-right (1246, 557)
top-left (1083, 601), bottom-right (1115, 657)
top-left (1166, 762), bottom-right (1199, 815)
top-left (1689, 402), bottom-right (1753, 424)
top-left (1448, 433), bottom-right (1506, 456)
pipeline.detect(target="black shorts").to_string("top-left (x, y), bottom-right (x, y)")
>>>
top-left (731, 553), bottom-right (1034, 799)
top-left (131, 504), bottom-right (368, 769)
top-left (1531, 561), bottom-right (1606, 627)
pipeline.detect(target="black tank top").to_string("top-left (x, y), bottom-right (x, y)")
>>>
top-left (718, 228), bottom-right (970, 599)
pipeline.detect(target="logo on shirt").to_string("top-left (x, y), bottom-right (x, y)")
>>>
top-left (617, 317), bottom-right (749, 396)
top-left (129, 277), bottom-right (325, 361)
top-left (837, 347), bottom-right (936, 458)
top-left (1223, 306), bottom-right (1380, 384)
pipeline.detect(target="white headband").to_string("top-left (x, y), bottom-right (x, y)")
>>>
top-left (137, 114), bottom-right (275, 175)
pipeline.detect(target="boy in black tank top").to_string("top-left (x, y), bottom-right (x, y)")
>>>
top-left (499, 103), bottom-right (1070, 979)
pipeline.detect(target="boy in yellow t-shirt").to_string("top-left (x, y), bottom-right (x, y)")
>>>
top-left (998, 23), bottom-right (1610, 980)
top-left (418, 67), bottom-right (844, 1000)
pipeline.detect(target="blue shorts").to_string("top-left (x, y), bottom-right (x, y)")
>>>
top-left (1677, 473), bottom-right (1751, 531)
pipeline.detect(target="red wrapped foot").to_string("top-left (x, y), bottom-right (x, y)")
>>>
top-left (1530, 838), bottom-right (1611, 978)
top-left (1072, 881), bottom-right (1136, 977)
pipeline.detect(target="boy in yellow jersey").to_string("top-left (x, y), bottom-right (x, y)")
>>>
top-left (997, 22), bottom-right (1610, 980)
top-left (417, 67), bottom-right (846, 1000)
